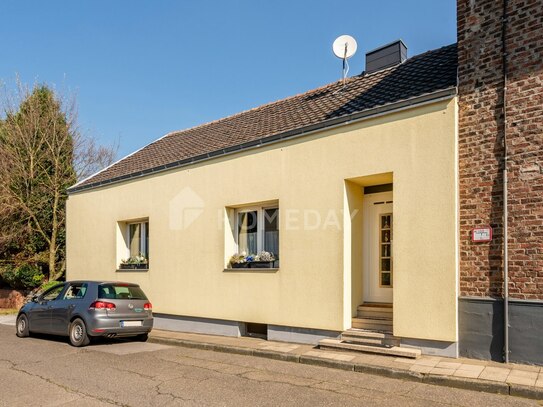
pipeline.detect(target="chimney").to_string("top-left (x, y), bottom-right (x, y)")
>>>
top-left (365, 40), bottom-right (407, 73)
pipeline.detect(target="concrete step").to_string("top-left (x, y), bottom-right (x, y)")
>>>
top-left (319, 338), bottom-right (421, 359)
top-left (352, 317), bottom-right (392, 332)
top-left (356, 310), bottom-right (393, 319)
top-left (341, 329), bottom-right (400, 347)
top-left (357, 303), bottom-right (393, 311)
top-left (357, 303), bottom-right (393, 320)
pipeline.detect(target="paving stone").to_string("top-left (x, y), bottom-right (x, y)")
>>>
top-left (453, 369), bottom-right (482, 379)
top-left (507, 370), bottom-right (538, 386)
top-left (394, 357), bottom-right (416, 364)
top-left (509, 369), bottom-right (540, 378)
top-left (479, 367), bottom-right (511, 382)
top-left (429, 367), bottom-right (456, 376)
top-left (508, 363), bottom-right (541, 373)
top-left (457, 364), bottom-right (485, 372)
top-left (304, 350), bottom-right (355, 362)
top-left (412, 358), bottom-right (440, 368)
top-left (410, 365), bottom-right (433, 374)
top-left (435, 361), bottom-right (462, 369)
top-left (455, 357), bottom-right (490, 366)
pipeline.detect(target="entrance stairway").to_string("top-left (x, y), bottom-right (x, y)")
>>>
top-left (318, 303), bottom-right (421, 359)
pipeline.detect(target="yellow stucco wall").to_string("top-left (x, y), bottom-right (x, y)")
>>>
top-left (67, 98), bottom-right (458, 342)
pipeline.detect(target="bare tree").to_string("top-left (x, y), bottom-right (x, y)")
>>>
top-left (73, 132), bottom-right (118, 181)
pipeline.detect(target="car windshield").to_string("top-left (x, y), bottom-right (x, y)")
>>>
top-left (98, 284), bottom-right (147, 300)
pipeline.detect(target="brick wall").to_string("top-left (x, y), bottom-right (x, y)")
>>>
top-left (458, 0), bottom-right (543, 299)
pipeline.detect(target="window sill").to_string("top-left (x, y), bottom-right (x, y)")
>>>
top-left (223, 268), bottom-right (279, 273)
top-left (116, 268), bottom-right (149, 272)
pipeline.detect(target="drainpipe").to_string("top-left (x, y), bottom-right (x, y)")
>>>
top-left (502, 0), bottom-right (509, 364)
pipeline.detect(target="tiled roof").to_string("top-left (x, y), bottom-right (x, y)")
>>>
top-left (72, 43), bottom-right (457, 192)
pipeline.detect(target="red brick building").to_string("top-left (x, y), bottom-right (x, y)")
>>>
top-left (457, 0), bottom-right (543, 363)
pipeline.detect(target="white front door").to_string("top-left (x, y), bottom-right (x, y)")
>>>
top-left (363, 191), bottom-right (393, 303)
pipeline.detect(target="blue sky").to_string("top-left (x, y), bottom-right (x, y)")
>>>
top-left (1, 1), bottom-right (456, 158)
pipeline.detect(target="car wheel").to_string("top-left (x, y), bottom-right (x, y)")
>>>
top-left (69, 318), bottom-right (90, 347)
top-left (135, 333), bottom-right (149, 342)
top-left (16, 314), bottom-right (30, 338)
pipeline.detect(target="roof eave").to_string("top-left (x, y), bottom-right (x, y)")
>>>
top-left (68, 86), bottom-right (457, 195)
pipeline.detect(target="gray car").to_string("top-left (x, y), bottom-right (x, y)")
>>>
top-left (15, 281), bottom-right (153, 347)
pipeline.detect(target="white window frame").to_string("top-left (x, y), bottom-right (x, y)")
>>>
top-left (126, 221), bottom-right (148, 259)
top-left (235, 205), bottom-right (278, 255)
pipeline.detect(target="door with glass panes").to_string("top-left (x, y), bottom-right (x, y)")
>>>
top-left (363, 192), bottom-right (393, 303)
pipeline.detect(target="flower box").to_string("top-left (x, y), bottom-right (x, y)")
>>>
top-left (231, 262), bottom-right (249, 269)
top-left (249, 261), bottom-right (275, 269)
top-left (119, 263), bottom-right (148, 270)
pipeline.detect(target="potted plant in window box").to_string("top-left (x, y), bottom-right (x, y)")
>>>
top-left (249, 251), bottom-right (276, 268)
top-left (228, 253), bottom-right (249, 269)
top-left (119, 255), bottom-right (149, 270)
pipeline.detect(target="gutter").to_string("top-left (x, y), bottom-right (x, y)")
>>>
top-left (68, 87), bottom-right (457, 194)
top-left (502, 0), bottom-right (510, 364)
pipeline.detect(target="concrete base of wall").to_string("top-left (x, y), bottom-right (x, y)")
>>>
top-left (459, 297), bottom-right (543, 365)
top-left (153, 314), bottom-right (341, 345)
top-left (153, 313), bottom-right (244, 337)
top-left (400, 338), bottom-right (458, 358)
top-left (268, 325), bottom-right (341, 345)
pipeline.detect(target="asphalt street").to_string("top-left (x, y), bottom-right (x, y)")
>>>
top-left (0, 323), bottom-right (538, 406)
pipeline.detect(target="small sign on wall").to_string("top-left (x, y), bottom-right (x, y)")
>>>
top-left (472, 226), bottom-right (493, 242)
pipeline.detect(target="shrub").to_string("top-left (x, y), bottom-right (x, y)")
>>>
top-left (1, 264), bottom-right (44, 290)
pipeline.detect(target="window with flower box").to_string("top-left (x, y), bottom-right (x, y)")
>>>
top-left (234, 206), bottom-right (279, 267)
top-left (118, 220), bottom-right (149, 270)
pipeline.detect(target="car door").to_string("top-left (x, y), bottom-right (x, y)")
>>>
top-left (28, 284), bottom-right (65, 333)
top-left (50, 283), bottom-right (88, 335)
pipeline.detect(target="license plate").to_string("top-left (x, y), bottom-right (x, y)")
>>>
top-left (121, 320), bottom-right (142, 327)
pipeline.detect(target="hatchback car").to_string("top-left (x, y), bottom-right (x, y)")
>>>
top-left (16, 281), bottom-right (153, 347)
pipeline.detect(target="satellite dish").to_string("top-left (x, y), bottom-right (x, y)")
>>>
top-left (332, 35), bottom-right (358, 86)
top-left (333, 35), bottom-right (357, 59)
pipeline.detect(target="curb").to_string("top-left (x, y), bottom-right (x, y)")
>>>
top-left (149, 336), bottom-right (543, 400)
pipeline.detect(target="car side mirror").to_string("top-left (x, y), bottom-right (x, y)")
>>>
top-left (31, 295), bottom-right (39, 303)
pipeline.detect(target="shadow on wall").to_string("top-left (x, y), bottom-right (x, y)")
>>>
top-left (459, 298), bottom-right (504, 362)
top-left (459, 298), bottom-right (543, 365)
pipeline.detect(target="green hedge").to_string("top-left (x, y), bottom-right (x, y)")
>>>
top-left (1, 264), bottom-right (44, 290)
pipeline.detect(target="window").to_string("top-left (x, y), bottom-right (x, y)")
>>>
top-left (41, 284), bottom-right (65, 301)
top-left (127, 221), bottom-right (149, 261)
top-left (62, 283), bottom-right (88, 300)
top-left (98, 284), bottom-right (148, 300)
top-left (379, 214), bottom-right (392, 287)
top-left (236, 206), bottom-right (279, 260)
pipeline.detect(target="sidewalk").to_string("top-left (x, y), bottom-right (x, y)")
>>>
top-left (0, 314), bottom-right (16, 326)
top-left (149, 329), bottom-right (543, 400)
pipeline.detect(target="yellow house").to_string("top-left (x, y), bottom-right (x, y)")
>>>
top-left (67, 41), bottom-right (459, 357)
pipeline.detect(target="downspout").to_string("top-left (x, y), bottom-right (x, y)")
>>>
top-left (502, 0), bottom-right (509, 364)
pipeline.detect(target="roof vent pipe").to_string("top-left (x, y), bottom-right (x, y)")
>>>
top-left (365, 40), bottom-right (407, 73)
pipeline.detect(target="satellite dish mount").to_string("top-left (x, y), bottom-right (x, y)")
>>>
top-left (332, 35), bottom-right (358, 86)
